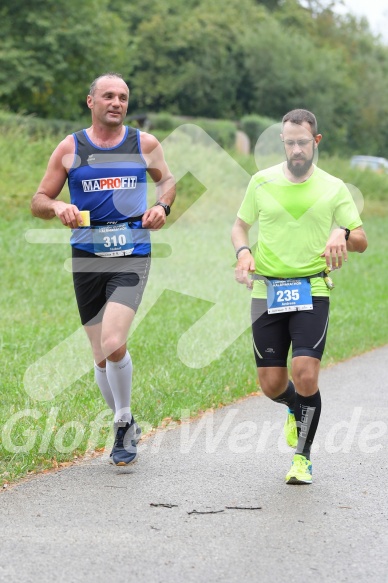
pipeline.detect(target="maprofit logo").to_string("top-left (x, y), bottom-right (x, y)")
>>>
top-left (82, 176), bottom-right (137, 191)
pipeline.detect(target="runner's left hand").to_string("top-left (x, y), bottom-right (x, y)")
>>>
top-left (142, 206), bottom-right (167, 230)
top-left (321, 228), bottom-right (348, 269)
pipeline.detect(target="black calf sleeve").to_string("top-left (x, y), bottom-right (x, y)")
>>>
top-left (294, 390), bottom-right (321, 459)
top-left (272, 380), bottom-right (296, 412)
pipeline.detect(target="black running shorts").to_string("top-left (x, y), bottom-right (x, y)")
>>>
top-left (251, 297), bottom-right (330, 367)
top-left (72, 247), bottom-right (151, 326)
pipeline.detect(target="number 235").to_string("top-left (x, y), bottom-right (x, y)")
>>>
top-left (276, 289), bottom-right (300, 302)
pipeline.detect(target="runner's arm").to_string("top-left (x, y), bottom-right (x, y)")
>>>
top-left (322, 226), bottom-right (367, 269)
top-left (232, 218), bottom-right (256, 287)
top-left (345, 226), bottom-right (368, 253)
top-left (140, 132), bottom-right (176, 230)
top-left (31, 136), bottom-right (83, 229)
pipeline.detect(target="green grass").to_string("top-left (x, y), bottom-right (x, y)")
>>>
top-left (321, 214), bottom-right (388, 364)
top-left (1, 120), bottom-right (387, 487)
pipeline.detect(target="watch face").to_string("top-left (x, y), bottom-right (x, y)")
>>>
top-left (157, 202), bottom-right (170, 216)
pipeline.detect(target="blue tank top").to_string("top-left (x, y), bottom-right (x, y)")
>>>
top-left (68, 127), bottom-right (150, 255)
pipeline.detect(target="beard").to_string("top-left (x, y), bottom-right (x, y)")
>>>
top-left (286, 153), bottom-right (314, 177)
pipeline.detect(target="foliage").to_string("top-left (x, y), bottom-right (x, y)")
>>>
top-left (1, 0), bottom-right (388, 154)
top-left (0, 0), bottom-right (128, 118)
top-left (0, 110), bottom-right (86, 138)
top-left (148, 112), bottom-right (177, 131)
top-left (183, 118), bottom-right (237, 149)
top-left (240, 115), bottom-right (276, 152)
top-left (148, 113), bottom-right (238, 149)
top-left (127, 0), bottom-right (268, 119)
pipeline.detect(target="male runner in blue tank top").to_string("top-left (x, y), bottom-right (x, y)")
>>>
top-left (31, 73), bottom-right (176, 466)
top-left (232, 109), bottom-right (367, 484)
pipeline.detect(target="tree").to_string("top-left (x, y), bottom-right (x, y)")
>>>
top-left (127, 0), bottom-right (269, 117)
top-left (1, 0), bottom-right (388, 154)
top-left (0, 0), bottom-right (129, 118)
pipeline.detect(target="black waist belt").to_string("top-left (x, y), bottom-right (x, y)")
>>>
top-left (90, 215), bottom-right (144, 227)
top-left (252, 272), bottom-right (326, 283)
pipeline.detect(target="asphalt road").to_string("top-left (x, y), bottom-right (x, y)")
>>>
top-left (0, 346), bottom-right (387, 583)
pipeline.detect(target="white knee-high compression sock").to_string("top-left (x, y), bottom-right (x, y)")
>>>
top-left (94, 363), bottom-right (115, 412)
top-left (106, 351), bottom-right (133, 423)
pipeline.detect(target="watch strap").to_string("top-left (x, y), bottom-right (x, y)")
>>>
top-left (154, 201), bottom-right (170, 216)
top-left (235, 246), bottom-right (251, 259)
top-left (340, 226), bottom-right (350, 240)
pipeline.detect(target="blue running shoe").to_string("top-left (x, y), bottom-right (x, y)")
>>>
top-left (111, 417), bottom-right (141, 466)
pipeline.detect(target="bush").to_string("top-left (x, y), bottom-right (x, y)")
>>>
top-left (148, 113), bottom-right (237, 149)
top-left (0, 110), bottom-right (85, 138)
top-left (192, 118), bottom-right (237, 149)
top-left (240, 114), bottom-right (276, 152)
top-left (148, 112), bottom-right (177, 131)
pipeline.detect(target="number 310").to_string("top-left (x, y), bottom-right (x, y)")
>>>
top-left (103, 234), bottom-right (127, 248)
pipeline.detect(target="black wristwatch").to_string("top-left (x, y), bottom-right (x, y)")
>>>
top-left (340, 226), bottom-right (350, 241)
top-left (154, 201), bottom-right (171, 216)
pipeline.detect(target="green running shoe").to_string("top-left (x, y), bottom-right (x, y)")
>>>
top-left (286, 454), bottom-right (312, 485)
top-left (284, 408), bottom-right (298, 448)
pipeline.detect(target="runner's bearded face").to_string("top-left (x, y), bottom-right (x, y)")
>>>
top-left (282, 123), bottom-right (316, 178)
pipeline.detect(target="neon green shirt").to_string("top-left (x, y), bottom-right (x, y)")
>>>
top-left (237, 163), bottom-right (363, 298)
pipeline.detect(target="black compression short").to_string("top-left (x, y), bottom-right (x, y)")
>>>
top-left (72, 247), bottom-right (151, 326)
top-left (251, 297), bottom-right (330, 367)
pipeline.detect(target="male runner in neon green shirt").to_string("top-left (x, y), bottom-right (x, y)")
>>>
top-left (232, 109), bottom-right (367, 484)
